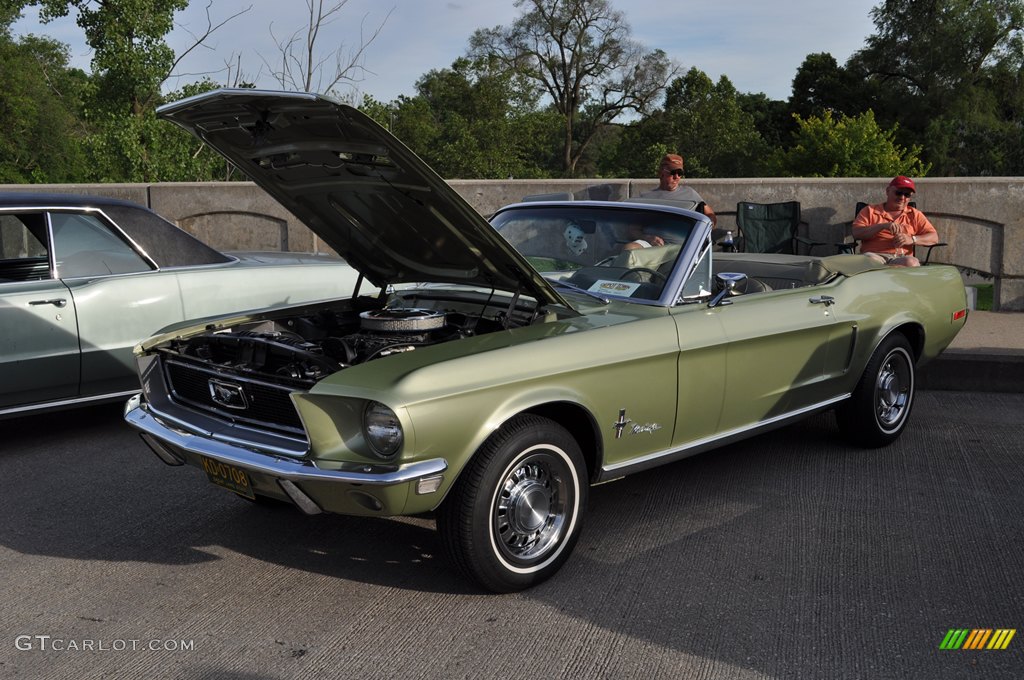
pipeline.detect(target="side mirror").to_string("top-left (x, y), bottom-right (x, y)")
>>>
top-left (708, 272), bottom-right (747, 308)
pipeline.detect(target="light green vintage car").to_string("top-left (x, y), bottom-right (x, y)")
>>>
top-left (125, 90), bottom-right (968, 592)
top-left (0, 192), bottom-right (362, 419)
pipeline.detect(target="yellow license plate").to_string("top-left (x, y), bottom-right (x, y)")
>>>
top-left (200, 456), bottom-right (255, 499)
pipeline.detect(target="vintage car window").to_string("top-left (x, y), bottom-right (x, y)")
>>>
top-left (492, 205), bottom-right (697, 302)
top-left (103, 204), bottom-right (231, 268)
top-left (0, 213), bottom-right (51, 282)
top-left (679, 239), bottom-right (713, 302)
top-left (50, 212), bottom-right (153, 278)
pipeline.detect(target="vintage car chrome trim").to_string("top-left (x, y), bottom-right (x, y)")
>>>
top-left (143, 400), bottom-right (310, 458)
top-left (140, 352), bottom-right (311, 456)
top-left (0, 389), bottom-right (140, 418)
top-left (43, 206), bottom-right (161, 273)
top-left (599, 394), bottom-right (851, 480)
top-left (126, 397), bottom-right (448, 486)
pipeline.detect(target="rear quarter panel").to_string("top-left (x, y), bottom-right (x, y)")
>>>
top-left (830, 263), bottom-right (967, 391)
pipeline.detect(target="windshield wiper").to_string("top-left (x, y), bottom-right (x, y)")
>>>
top-left (549, 278), bottom-right (610, 304)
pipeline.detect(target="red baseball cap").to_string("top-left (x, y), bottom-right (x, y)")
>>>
top-left (888, 176), bottom-right (916, 192)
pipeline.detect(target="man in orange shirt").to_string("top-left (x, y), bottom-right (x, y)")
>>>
top-left (852, 176), bottom-right (939, 267)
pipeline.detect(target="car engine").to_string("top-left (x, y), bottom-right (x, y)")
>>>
top-left (164, 304), bottom-right (498, 389)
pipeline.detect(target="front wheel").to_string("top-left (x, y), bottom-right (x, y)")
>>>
top-left (837, 333), bottom-right (916, 447)
top-left (437, 415), bottom-right (587, 592)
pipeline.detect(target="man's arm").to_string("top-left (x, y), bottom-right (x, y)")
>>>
top-left (910, 212), bottom-right (939, 246)
top-left (852, 216), bottom-right (897, 240)
top-left (703, 203), bottom-right (717, 227)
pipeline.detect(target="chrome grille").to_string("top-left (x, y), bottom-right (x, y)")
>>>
top-left (163, 357), bottom-right (304, 434)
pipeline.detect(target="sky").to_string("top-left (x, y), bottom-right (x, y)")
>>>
top-left (11, 0), bottom-right (882, 103)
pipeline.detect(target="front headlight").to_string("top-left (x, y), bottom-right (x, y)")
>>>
top-left (363, 401), bottom-right (404, 458)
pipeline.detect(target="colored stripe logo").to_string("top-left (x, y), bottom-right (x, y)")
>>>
top-left (940, 629), bottom-right (1016, 650)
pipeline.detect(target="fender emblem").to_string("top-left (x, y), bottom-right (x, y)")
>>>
top-left (613, 409), bottom-right (633, 439)
top-left (209, 379), bottom-right (249, 410)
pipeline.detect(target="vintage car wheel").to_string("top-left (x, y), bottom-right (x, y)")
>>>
top-left (837, 333), bottom-right (916, 448)
top-left (437, 414), bottom-right (587, 592)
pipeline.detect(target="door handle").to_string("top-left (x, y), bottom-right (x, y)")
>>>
top-left (809, 295), bottom-right (835, 306)
top-left (29, 298), bottom-right (68, 308)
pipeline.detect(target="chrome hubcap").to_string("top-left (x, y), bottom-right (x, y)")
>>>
top-left (876, 350), bottom-right (912, 429)
top-left (494, 455), bottom-right (567, 563)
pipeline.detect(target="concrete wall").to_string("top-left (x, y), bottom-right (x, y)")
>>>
top-left (4, 178), bottom-right (1021, 310)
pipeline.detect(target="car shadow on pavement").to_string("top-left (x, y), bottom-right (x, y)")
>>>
top-left (0, 403), bottom-right (472, 594)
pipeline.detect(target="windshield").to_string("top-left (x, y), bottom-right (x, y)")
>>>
top-left (490, 205), bottom-right (700, 302)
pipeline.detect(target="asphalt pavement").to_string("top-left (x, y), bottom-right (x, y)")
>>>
top-left (1, 391), bottom-right (1022, 679)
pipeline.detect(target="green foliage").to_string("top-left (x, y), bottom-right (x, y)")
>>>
top-left (790, 52), bottom-right (868, 120)
top-left (469, 0), bottom-right (671, 176)
top-left (771, 110), bottom-right (930, 178)
top-left (360, 59), bottom-right (559, 179)
top-left (35, 0), bottom-right (188, 116)
top-left (7, 0), bottom-right (1024, 182)
top-left (737, 92), bottom-right (793, 149)
top-left (1, 1), bottom-right (28, 28)
top-left (0, 31), bottom-right (90, 182)
top-left (80, 80), bottom-right (237, 182)
top-left (853, 0), bottom-right (1024, 173)
top-left (600, 68), bottom-right (769, 178)
top-left (657, 68), bottom-right (768, 178)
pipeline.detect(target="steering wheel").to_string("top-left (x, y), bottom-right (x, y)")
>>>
top-left (618, 267), bottom-right (666, 283)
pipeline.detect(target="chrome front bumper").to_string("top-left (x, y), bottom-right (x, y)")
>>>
top-left (124, 394), bottom-right (448, 516)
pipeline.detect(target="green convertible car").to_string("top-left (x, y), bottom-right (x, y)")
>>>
top-left (125, 90), bottom-right (968, 592)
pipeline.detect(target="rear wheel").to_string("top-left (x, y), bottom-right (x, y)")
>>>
top-left (437, 415), bottom-right (587, 592)
top-left (837, 333), bottom-right (916, 447)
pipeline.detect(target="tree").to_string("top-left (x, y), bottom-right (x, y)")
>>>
top-left (737, 92), bottom-right (792, 150)
top-left (469, 0), bottom-right (673, 176)
top-left (360, 58), bottom-right (559, 179)
top-left (0, 30), bottom-right (90, 182)
top-left (32, 0), bottom-right (186, 116)
top-left (851, 0), bottom-right (1024, 172)
top-left (26, 1), bottom-right (247, 117)
top-left (922, 84), bottom-right (1022, 175)
top-left (662, 69), bottom-right (768, 177)
top-left (83, 80), bottom-right (238, 182)
top-left (1, 0), bottom-right (25, 27)
top-left (789, 52), bottom-right (867, 120)
top-left (262, 0), bottom-right (391, 99)
top-left (857, 0), bottom-right (1024, 101)
top-left (771, 109), bottom-right (930, 178)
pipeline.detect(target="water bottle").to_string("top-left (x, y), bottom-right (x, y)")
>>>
top-left (723, 230), bottom-right (734, 252)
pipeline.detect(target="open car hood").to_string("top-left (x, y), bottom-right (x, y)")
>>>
top-left (157, 89), bottom-right (569, 309)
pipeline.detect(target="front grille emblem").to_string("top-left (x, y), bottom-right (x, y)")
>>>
top-left (208, 379), bottom-right (249, 410)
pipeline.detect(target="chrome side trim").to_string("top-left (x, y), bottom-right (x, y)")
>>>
top-left (0, 389), bottom-right (140, 418)
top-left (599, 394), bottom-right (851, 480)
top-left (126, 400), bottom-right (448, 486)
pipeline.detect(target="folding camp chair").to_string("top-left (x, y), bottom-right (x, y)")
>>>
top-left (735, 201), bottom-right (825, 255)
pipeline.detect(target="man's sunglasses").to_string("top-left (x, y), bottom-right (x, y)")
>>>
top-left (894, 190), bottom-right (914, 198)
top-left (667, 169), bottom-right (684, 178)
